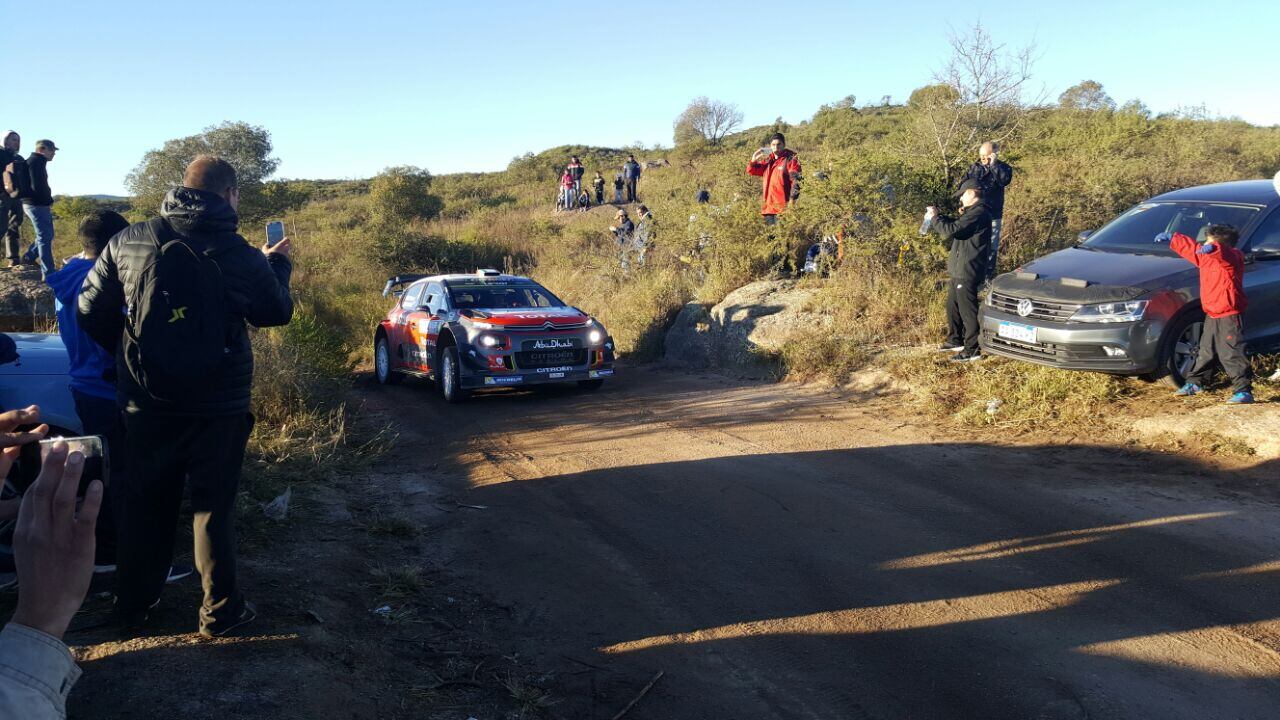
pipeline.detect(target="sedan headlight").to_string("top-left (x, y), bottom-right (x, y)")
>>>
top-left (1069, 300), bottom-right (1148, 323)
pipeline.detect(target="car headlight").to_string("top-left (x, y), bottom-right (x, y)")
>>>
top-left (477, 333), bottom-right (506, 348)
top-left (1069, 300), bottom-right (1148, 323)
top-left (587, 329), bottom-right (603, 344)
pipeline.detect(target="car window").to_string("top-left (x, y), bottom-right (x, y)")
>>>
top-left (400, 283), bottom-right (424, 310)
top-left (1083, 202), bottom-right (1261, 255)
top-left (426, 283), bottom-right (446, 314)
top-left (448, 284), bottom-right (565, 309)
top-left (1247, 208), bottom-right (1280, 252)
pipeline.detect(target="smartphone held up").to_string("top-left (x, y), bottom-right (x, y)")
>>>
top-left (15, 435), bottom-right (109, 496)
top-left (265, 220), bottom-right (285, 248)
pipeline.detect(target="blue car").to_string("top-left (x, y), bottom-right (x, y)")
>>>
top-left (0, 332), bottom-right (81, 434)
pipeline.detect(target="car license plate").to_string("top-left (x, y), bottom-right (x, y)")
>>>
top-left (998, 321), bottom-right (1037, 344)
top-left (548, 372), bottom-right (565, 379)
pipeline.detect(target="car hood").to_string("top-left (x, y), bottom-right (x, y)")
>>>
top-left (997, 247), bottom-right (1195, 302)
top-left (463, 308), bottom-right (592, 328)
top-left (0, 333), bottom-right (70, 374)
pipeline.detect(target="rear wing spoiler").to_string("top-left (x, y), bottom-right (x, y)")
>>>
top-left (382, 274), bottom-right (428, 297)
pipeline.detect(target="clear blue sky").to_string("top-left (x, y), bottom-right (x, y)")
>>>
top-left (10, 0), bottom-right (1280, 196)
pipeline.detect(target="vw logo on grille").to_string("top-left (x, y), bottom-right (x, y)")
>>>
top-left (1016, 298), bottom-right (1034, 317)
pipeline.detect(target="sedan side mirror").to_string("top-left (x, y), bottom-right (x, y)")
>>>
top-left (1248, 247), bottom-right (1280, 261)
top-left (1077, 230), bottom-right (1095, 243)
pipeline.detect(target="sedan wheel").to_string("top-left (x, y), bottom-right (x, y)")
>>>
top-left (1158, 314), bottom-right (1204, 388)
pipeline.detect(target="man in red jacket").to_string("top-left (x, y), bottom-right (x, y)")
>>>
top-left (746, 132), bottom-right (801, 225)
top-left (1159, 224), bottom-right (1252, 404)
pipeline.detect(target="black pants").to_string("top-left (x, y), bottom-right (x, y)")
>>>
top-left (2, 197), bottom-right (21, 263)
top-left (945, 278), bottom-right (981, 354)
top-left (625, 178), bottom-right (638, 203)
top-left (595, 187), bottom-right (603, 204)
top-left (1187, 314), bottom-right (1252, 393)
top-left (117, 411), bottom-right (253, 632)
top-left (71, 390), bottom-right (123, 564)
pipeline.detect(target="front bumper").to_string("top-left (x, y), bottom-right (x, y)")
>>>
top-left (978, 307), bottom-right (1164, 374)
top-left (456, 333), bottom-right (617, 389)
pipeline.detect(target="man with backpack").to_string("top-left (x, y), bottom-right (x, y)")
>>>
top-left (78, 155), bottom-right (294, 638)
top-left (0, 132), bottom-right (28, 268)
top-left (20, 140), bottom-right (57, 277)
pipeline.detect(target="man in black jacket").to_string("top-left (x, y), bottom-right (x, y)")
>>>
top-left (0, 131), bottom-right (24, 267)
top-left (78, 155), bottom-right (294, 637)
top-left (927, 180), bottom-right (992, 362)
top-left (20, 140), bottom-right (57, 276)
top-left (961, 141), bottom-right (1013, 281)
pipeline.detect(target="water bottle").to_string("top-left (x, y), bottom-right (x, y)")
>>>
top-left (919, 213), bottom-right (933, 236)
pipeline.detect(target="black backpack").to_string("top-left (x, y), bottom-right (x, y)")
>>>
top-left (121, 219), bottom-right (228, 401)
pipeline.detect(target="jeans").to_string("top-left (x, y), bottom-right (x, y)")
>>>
top-left (22, 204), bottom-right (54, 276)
top-left (986, 217), bottom-right (1003, 281)
top-left (625, 178), bottom-right (638, 203)
top-left (117, 411), bottom-right (254, 632)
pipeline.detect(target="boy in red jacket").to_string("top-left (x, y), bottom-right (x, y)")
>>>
top-left (1158, 224), bottom-right (1252, 404)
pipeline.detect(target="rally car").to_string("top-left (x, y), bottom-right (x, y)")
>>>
top-left (374, 270), bottom-right (616, 402)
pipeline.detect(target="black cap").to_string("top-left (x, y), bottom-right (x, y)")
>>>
top-left (953, 178), bottom-right (981, 200)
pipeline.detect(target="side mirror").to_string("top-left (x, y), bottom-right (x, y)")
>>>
top-left (1077, 230), bottom-right (1095, 243)
top-left (1248, 247), bottom-right (1280, 262)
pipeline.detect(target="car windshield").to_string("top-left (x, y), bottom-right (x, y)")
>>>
top-left (1082, 202), bottom-right (1261, 255)
top-left (448, 283), bottom-right (564, 310)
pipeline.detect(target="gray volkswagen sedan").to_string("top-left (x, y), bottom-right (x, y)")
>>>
top-left (980, 180), bottom-right (1280, 385)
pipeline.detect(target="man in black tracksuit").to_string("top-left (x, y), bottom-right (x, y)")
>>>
top-left (0, 131), bottom-right (25, 266)
top-left (78, 155), bottom-right (294, 637)
top-left (928, 180), bottom-right (993, 362)
top-left (961, 141), bottom-right (1013, 281)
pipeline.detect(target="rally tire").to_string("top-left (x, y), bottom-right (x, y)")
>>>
top-left (375, 336), bottom-right (401, 386)
top-left (440, 346), bottom-right (469, 404)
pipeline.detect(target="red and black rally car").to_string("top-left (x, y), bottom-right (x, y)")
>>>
top-left (374, 270), bottom-right (616, 402)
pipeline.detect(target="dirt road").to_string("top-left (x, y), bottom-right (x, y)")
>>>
top-left (421, 367), bottom-right (1280, 719)
top-left (64, 365), bottom-right (1280, 719)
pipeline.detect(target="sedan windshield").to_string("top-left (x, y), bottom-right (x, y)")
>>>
top-left (1083, 202), bottom-right (1260, 255)
top-left (448, 283), bottom-right (565, 310)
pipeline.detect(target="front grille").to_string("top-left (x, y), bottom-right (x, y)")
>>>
top-left (515, 349), bottom-right (587, 369)
top-left (983, 333), bottom-right (1113, 362)
top-left (989, 292), bottom-right (1081, 322)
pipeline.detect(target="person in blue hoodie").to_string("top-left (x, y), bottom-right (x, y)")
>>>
top-left (45, 209), bottom-right (130, 570)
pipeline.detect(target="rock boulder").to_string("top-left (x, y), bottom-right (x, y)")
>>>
top-left (0, 265), bottom-right (55, 332)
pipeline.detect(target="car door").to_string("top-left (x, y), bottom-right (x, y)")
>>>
top-left (419, 282), bottom-right (449, 373)
top-left (1242, 208), bottom-right (1280, 351)
top-left (392, 283), bottom-right (424, 368)
top-left (403, 282), bottom-right (446, 373)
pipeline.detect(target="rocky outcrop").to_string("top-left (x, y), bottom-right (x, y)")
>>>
top-left (663, 280), bottom-right (830, 377)
top-left (0, 265), bottom-right (55, 331)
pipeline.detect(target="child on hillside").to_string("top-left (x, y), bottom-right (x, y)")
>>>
top-left (1157, 224), bottom-right (1252, 404)
top-left (578, 188), bottom-right (592, 212)
top-left (613, 173), bottom-right (624, 204)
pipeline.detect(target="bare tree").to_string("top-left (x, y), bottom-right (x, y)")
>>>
top-left (905, 23), bottom-right (1040, 185)
top-left (674, 97), bottom-right (744, 146)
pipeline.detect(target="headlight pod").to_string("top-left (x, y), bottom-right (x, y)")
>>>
top-left (1069, 300), bottom-right (1148, 323)
top-left (587, 329), bottom-right (603, 344)
top-left (476, 333), bottom-right (508, 349)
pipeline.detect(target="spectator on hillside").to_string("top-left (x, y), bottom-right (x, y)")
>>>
top-left (632, 205), bottom-right (655, 268)
top-left (613, 173), bottom-right (624, 204)
top-left (577, 188), bottom-right (592, 212)
top-left (926, 180), bottom-right (992, 363)
top-left (592, 171), bottom-right (605, 206)
top-left (962, 141), bottom-right (1013, 281)
top-left (696, 188), bottom-right (710, 204)
top-left (567, 156), bottom-right (585, 196)
top-left (79, 155), bottom-right (295, 638)
top-left (610, 209), bottom-right (634, 243)
top-left (0, 132), bottom-right (26, 268)
top-left (559, 169), bottom-right (576, 210)
top-left (746, 133), bottom-right (801, 225)
top-left (20, 140), bottom-right (58, 278)
top-left (0, 428), bottom-right (101, 720)
top-left (622, 154), bottom-right (642, 203)
top-left (1158, 225), bottom-right (1253, 404)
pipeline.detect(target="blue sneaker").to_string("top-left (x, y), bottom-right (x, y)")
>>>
top-left (1174, 383), bottom-right (1201, 396)
top-left (1226, 391), bottom-right (1254, 405)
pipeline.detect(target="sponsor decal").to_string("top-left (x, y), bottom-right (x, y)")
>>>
top-left (548, 372), bottom-right (566, 379)
top-left (490, 375), bottom-right (524, 385)
top-left (484, 377), bottom-right (495, 385)
top-left (529, 338), bottom-right (575, 350)
top-left (589, 369), bottom-right (615, 378)
top-left (536, 366), bottom-right (575, 374)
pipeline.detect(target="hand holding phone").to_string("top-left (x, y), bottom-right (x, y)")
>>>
top-left (265, 220), bottom-right (285, 248)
